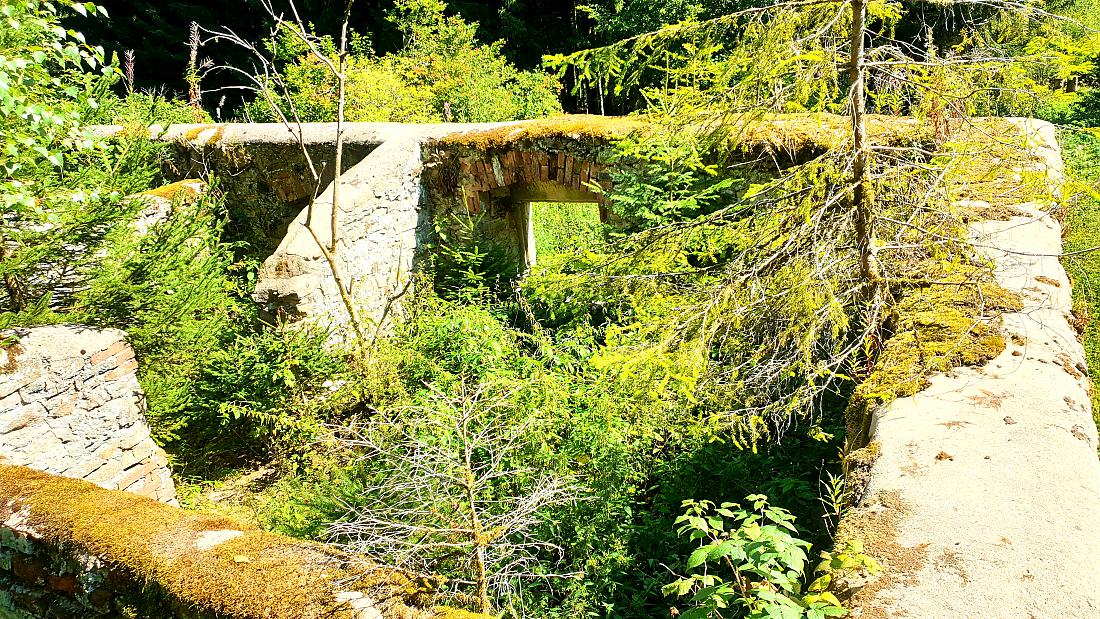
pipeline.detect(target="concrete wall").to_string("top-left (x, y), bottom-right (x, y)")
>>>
top-left (0, 326), bottom-right (176, 504)
top-left (843, 120), bottom-right (1100, 618)
top-left (155, 124), bottom-right (383, 258)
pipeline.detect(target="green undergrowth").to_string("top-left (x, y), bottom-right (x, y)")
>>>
top-left (6, 180), bottom-right (358, 477)
top-left (1059, 128), bottom-right (1100, 439)
top-left (177, 248), bottom-right (852, 615)
top-left (531, 201), bottom-right (604, 258)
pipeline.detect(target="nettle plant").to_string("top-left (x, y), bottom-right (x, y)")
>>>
top-left (664, 495), bottom-right (879, 619)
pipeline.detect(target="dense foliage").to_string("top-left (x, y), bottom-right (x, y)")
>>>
top-left (3, 0), bottom-right (1100, 618)
top-left (1061, 129), bottom-right (1100, 428)
top-left (245, 0), bottom-right (562, 123)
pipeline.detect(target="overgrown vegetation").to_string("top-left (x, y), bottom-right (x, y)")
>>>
top-left (530, 201), bottom-right (603, 258)
top-left (2, 0), bottom-right (1097, 618)
top-left (242, 0), bottom-right (562, 124)
top-left (1061, 128), bottom-right (1100, 436)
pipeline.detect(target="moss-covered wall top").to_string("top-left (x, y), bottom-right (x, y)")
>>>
top-left (0, 465), bottom-right (483, 619)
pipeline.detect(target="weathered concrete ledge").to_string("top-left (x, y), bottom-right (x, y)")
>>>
top-left (0, 465), bottom-right (483, 619)
top-left (844, 120), bottom-right (1100, 617)
top-left (92, 121), bottom-right (509, 147)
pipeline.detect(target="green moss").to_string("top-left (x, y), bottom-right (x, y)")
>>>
top-left (844, 118), bottom-right (1047, 445)
top-left (842, 441), bottom-right (880, 503)
top-left (430, 607), bottom-right (491, 619)
top-left (439, 112), bottom-right (935, 156)
top-left (846, 266), bottom-right (1022, 443)
top-left (142, 179), bottom-right (204, 200)
top-left (439, 114), bottom-right (646, 151)
top-left (942, 118), bottom-right (1052, 218)
top-left (733, 113), bottom-right (935, 155)
top-left (0, 465), bottom-right (482, 619)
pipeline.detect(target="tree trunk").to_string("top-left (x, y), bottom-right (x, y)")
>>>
top-left (848, 0), bottom-right (881, 302)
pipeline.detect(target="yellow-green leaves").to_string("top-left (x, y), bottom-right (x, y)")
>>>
top-left (665, 496), bottom-right (844, 619)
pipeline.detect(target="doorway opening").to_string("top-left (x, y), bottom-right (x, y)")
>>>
top-left (526, 201), bottom-right (604, 266)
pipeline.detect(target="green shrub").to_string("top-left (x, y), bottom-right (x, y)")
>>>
top-left (1060, 129), bottom-right (1100, 436)
top-left (247, 0), bottom-right (562, 124)
top-left (531, 202), bottom-right (605, 258)
top-left (74, 188), bottom-right (246, 443)
top-left (429, 213), bottom-right (519, 303)
top-left (1070, 86), bottom-right (1100, 127)
top-left (0, 0), bottom-right (167, 313)
top-left (73, 185), bottom-right (353, 468)
top-left (663, 495), bottom-right (876, 619)
top-left (195, 324), bottom-right (350, 460)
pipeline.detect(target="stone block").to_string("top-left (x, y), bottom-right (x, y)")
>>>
top-left (0, 405), bottom-right (44, 434)
top-left (47, 574), bottom-right (78, 595)
top-left (0, 367), bottom-right (40, 401)
top-left (112, 460), bottom-right (157, 493)
top-left (89, 341), bottom-right (128, 366)
top-left (12, 555), bottom-right (47, 584)
top-left (104, 359), bottom-right (138, 381)
top-left (116, 428), bottom-right (146, 452)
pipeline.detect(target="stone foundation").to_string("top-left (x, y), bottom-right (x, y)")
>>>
top-left (0, 326), bottom-right (176, 504)
top-left (0, 465), bottom-right (478, 619)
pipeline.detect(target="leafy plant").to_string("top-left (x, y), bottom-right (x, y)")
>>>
top-left (530, 201), bottom-right (605, 258)
top-left (663, 495), bottom-right (864, 619)
top-left (74, 187), bottom-right (242, 438)
top-left (197, 323), bottom-right (349, 458)
top-left (606, 126), bottom-right (739, 230)
top-left (0, 0), bottom-right (152, 311)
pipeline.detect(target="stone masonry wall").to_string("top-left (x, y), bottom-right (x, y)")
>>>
top-left (0, 465), bottom-right (477, 619)
top-left (252, 135), bottom-right (430, 327)
top-left (0, 326), bottom-right (176, 504)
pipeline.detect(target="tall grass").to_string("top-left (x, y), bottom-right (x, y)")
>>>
top-left (530, 201), bottom-right (604, 258)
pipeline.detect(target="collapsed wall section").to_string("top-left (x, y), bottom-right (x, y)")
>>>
top-left (0, 326), bottom-right (176, 505)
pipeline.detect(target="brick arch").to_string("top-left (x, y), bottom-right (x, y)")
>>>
top-left (455, 149), bottom-right (614, 268)
top-left (457, 150), bottom-right (612, 215)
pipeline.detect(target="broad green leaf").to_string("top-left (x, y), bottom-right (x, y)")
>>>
top-left (686, 546), bottom-right (710, 569)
